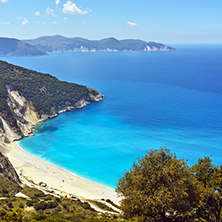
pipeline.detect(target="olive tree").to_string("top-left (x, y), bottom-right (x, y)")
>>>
top-left (116, 148), bottom-right (202, 222)
top-left (192, 157), bottom-right (222, 222)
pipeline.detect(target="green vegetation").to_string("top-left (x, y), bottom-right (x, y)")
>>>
top-left (0, 174), bottom-right (21, 197)
top-left (116, 148), bottom-right (222, 222)
top-left (0, 182), bottom-right (124, 222)
top-left (2, 142), bottom-right (222, 221)
top-left (0, 167), bottom-right (124, 221)
top-left (0, 60), bottom-right (101, 132)
top-left (192, 156), bottom-right (222, 222)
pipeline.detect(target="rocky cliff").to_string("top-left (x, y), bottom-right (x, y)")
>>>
top-left (0, 86), bottom-right (104, 143)
top-left (0, 151), bottom-right (21, 186)
top-left (0, 60), bottom-right (104, 144)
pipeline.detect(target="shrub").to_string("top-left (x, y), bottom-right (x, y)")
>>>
top-left (32, 213), bottom-right (47, 221)
top-left (34, 201), bottom-right (48, 211)
top-left (26, 200), bottom-right (33, 206)
top-left (47, 201), bottom-right (58, 209)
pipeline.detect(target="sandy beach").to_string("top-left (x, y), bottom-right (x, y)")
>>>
top-left (1, 141), bottom-right (121, 205)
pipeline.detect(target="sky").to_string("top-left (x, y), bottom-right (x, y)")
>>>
top-left (0, 0), bottom-right (222, 44)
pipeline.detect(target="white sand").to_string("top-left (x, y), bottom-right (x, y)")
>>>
top-left (2, 141), bottom-right (121, 204)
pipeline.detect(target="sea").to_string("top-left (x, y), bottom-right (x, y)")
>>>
top-left (1, 44), bottom-right (222, 189)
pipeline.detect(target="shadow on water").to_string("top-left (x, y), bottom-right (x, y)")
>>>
top-left (35, 124), bottom-right (58, 134)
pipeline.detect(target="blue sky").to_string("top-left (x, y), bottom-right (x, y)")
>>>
top-left (0, 0), bottom-right (221, 44)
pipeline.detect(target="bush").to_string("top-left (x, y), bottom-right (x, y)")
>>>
top-left (7, 202), bottom-right (13, 209)
top-left (34, 201), bottom-right (48, 211)
top-left (19, 203), bottom-right (24, 208)
top-left (32, 213), bottom-right (47, 221)
top-left (47, 201), bottom-right (58, 209)
top-left (0, 209), bottom-right (7, 217)
top-left (26, 200), bottom-right (33, 206)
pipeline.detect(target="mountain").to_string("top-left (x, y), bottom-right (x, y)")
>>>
top-left (0, 60), bottom-right (104, 143)
top-left (0, 37), bottom-right (46, 56)
top-left (24, 35), bottom-right (176, 52)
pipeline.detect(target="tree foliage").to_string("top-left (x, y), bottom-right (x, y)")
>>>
top-left (192, 157), bottom-right (222, 222)
top-left (0, 60), bottom-right (100, 131)
top-left (116, 148), bottom-right (219, 222)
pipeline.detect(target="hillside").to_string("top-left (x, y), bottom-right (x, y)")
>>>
top-left (0, 151), bottom-right (21, 189)
top-left (0, 60), bottom-right (104, 143)
top-left (0, 156), bottom-right (121, 221)
top-left (0, 37), bottom-right (46, 56)
top-left (24, 35), bottom-right (176, 52)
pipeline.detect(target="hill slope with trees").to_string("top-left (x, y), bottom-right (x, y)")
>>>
top-left (24, 35), bottom-right (176, 52)
top-left (0, 60), bottom-right (104, 142)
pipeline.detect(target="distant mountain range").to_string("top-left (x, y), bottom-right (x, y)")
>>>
top-left (0, 37), bottom-right (46, 56)
top-left (0, 36), bottom-right (175, 56)
top-left (24, 35), bottom-right (176, 53)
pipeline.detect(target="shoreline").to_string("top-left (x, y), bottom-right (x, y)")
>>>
top-left (1, 141), bottom-right (121, 204)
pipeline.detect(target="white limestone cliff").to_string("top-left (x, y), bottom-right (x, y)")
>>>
top-left (0, 85), bottom-right (104, 143)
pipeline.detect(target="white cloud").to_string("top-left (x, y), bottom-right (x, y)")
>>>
top-left (62, 1), bottom-right (88, 15)
top-left (0, 0), bottom-right (7, 3)
top-left (0, 21), bottom-right (9, 24)
top-left (55, 0), bottom-right (60, 5)
top-left (52, 21), bottom-right (57, 24)
top-left (0, 21), bottom-right (10, 25)
top-left (17, 17), bottom-right (29, 26)
top-left (63, 17), bottom-right (68, 20)
top-left (87, 8), bottom-right (92, 12)
top-left (46, 7), bottom-right (57, 17)
top-left (21, 18), bottom-right (29, 26)
top-left (126, 21), bottom-right (139, 27)
top-left (33, 21), bottom-right (45, 25)
top-left (34, 11), bottom-right (40, 16)
top-left (81, 21), bottom-right (86, 25)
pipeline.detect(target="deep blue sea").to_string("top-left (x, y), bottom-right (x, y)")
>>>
top-left (1, 45), bottom-right (222, 188)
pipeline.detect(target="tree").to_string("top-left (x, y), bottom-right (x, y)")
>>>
top-left (34, 201), bottom-right (48, 211)
top-left (116, 148), bottom-right (202, 222)
top-left (192, 157), bottom-right (222, 222)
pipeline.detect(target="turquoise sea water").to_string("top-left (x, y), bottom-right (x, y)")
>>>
top-left (1, 45), bottom-right (222, 188)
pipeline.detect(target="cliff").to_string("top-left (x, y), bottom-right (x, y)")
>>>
top-left (0, 60), bottom-right (104, 143)
top-left (0, 151), bottom-right (21, 186)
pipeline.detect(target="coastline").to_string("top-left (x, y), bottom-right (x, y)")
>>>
top-left (1, 141), bottom-right (121, 204)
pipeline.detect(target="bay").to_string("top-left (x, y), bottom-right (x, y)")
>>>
top-left (1, 45), bottom-right (222, 188)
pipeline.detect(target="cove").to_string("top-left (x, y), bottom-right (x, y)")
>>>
top-left (1, 45), bottom-right (222, 188)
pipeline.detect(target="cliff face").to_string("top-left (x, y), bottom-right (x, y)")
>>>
top-left (0, 85), bottom-right (104, 143)
top-left (0, 151), bottom-right (21, 186)
top-left (0, 60), bottom-right (104, 144)
top-left (6, 85), bottom-right (39, 138)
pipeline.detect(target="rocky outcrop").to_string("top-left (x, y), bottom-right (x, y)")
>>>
top-left (144, 45), bottom-right (171, 51)
top-left (0, 151), bottom-right (21, 185)
top-left (0, 85), bottom-right (104, 143)
top-left (0, 117), bottom-right (21, 143)
top-left (6, 85), bottom-right (39, 138)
